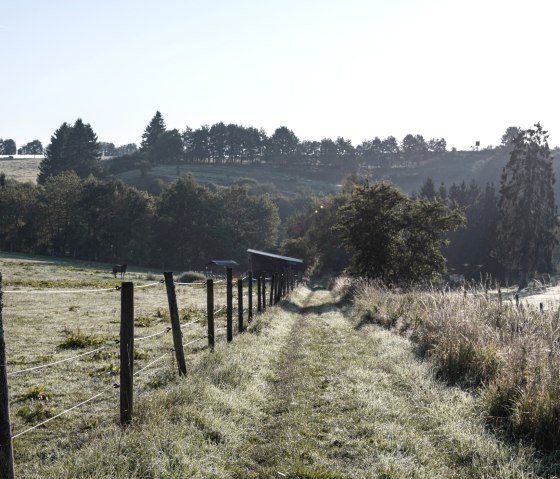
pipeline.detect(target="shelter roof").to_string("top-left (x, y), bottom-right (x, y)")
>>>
top-left (247, 249), bottom-right (303, 265)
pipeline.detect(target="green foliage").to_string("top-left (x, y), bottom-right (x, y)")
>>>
top-left (38, 119), bottom-right (101, 183)
top-left (496, 123), bottom-right (557, 287)
top-left (59, 330), bottom-right (105, 349)
top-left (19, 385), bottom-right (52, 401)
top-left (0, 138), bottom-right (16, 155)
top-left (336, 180), bottom-right (465, 284)
top-left (178, 271), bottom-right (206, 283)
top-left (444, 180), bottom-right (500, 279)
top-left (140, 111), bottom-right (166, 153)
top-left (17, 139), bottom-right (43, 155)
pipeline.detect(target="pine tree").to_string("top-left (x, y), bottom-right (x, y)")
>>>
top-left (140, 111), bottom-right (166, 153)
top-left (419, 177), bottom-right (437, 200)
top-left (64, 119), bottom-right (101, 178)
top-left (38, 120), bottom-right (100, 184)
top-left (495, 123), bottom-right (557, 288)
top-left (38, 122), bottom-right (71, 184)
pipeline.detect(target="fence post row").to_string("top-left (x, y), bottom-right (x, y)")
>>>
top-left (120, 282), bottom-right (134, 426)
top-left (0, 274), bottom-right (14, 479)
top-left (163, 272), bottom-right (187, 376)
top-left (207, 279), bottom-right (215, 351)
top-left (237, 278), bottom-right (244, 333)
top-left (248, 272), bottom-right (253, 323)
top-left (226, 268), bottom-right (233, 342)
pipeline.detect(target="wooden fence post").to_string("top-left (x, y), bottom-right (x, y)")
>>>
top-left (262, 275), bottom-right (266, 312)
top-left (207, 279), bottom-right (215, 351)
top-left (227, 268), bottom-right (233, 342)
top-left (274, 273), bottom-right (279, 304)
top-left (248, 272), bottom-right (253, 323)
top-left (257, 275), bottom-right (262, 313)
top-left (163, 272), bottom-right (187, 376)
top-left (270, 274), bottom-right (274, 306)
top-left (0, 273), bottom-right (14, 479)
top-left (120, 281), bottom-right (134, 426)
top-left (238, 278), bottom-right (244, 333)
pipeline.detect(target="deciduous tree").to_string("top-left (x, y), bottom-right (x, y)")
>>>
top-left (336, 181), bottom-right (464, 284)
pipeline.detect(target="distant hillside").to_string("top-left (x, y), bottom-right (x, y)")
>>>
top-left (114, 163), bottom-right (346, 198)
top-left (367, 148), bottom-right (560, 202)
top-left (4, 149), bottom-right (560, 203)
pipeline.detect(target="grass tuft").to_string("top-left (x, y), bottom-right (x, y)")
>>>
top-left (59, 330), bottom-right (105, 349)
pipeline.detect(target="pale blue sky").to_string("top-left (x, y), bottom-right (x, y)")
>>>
top-left (1, 0), bottom-right (559, 150)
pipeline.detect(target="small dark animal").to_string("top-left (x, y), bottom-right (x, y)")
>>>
top-left (112, 263), bottom-right (127, 279)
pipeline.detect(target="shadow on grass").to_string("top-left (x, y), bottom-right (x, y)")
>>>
top-left (279, 299), bottom-right (345, 316)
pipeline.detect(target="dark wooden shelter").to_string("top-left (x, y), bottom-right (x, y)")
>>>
top-left (247, 249), bottom-right (304, 275)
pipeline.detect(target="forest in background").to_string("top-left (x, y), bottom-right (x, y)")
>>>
top-left (1, 115), bottom-right (557, 286)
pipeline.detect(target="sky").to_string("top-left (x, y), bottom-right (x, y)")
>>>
top-left (1, 0), bottom-right (560, 151)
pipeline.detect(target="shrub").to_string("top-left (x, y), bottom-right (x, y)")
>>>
top-left (178, 271), bottom-right (206, 283)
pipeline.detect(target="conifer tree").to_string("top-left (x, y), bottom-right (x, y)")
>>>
top-left (495, 123), bottom-right (557, 288)
top-left (38, 122), bottom-right (71, 184)
top-left (140, 111), bottom-right (166, 153)
top-left (38, 120), bottom-right (100, 184)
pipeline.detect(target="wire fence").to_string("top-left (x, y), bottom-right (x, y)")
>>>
top-left (0, 269), bottom-right (300, 458)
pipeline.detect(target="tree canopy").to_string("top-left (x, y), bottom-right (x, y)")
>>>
top-left (335, 181), bottom-right (464, 284)
top-left (38, 119), bottom-right (101, 184)
top-left (495, 123), bottom-right (557, 287)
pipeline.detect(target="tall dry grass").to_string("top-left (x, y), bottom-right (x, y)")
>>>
top-left (338, 277), bottom-right (560, 449)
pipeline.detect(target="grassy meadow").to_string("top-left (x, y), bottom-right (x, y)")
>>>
top-left (1, 252), bottom-right (558, 478)
top-left (344, 277), bottom-right (560, 454)
top-left (0, 158), bottom-right (41, 183)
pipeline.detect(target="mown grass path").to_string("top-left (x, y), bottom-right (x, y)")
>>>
top-left (239, 287), bottom-right (539, 479)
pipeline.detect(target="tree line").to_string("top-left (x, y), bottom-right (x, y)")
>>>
top-left (283, 124), bottom-right (557, 287)
top-left (4, 113), bottom-right (555, 287)
top-left (0, 171), bottom-right (279, 271)
top-left (123, 111), bottom-right (451, 170)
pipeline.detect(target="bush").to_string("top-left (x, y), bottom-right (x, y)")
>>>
top-left (178, 271), bottom-right (206, 283)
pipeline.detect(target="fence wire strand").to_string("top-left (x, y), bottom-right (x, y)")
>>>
top-left (7, 346), bottom-right (109, 376)
top-left (134, 352), bottom-right (171, 377)
top-left (180, 319), bottom-right (201, 329)
top-left (11, 389), bottom-right (109, 439)
top-left (3, 287), bottom-right (118, 294)
top-left (135, 328), bottom-right (171, 341)
top-left (184, 337), bottom-right (206, 347)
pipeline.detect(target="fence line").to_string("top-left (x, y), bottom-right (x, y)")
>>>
top-left (7, 346), bottom-right (109, 376)
top-left (3, 287), bottom-right (118, 294)
top-left (135, 328), bottom-right (171, 342)
top-left (0, 268), bottom-right (299, 461)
